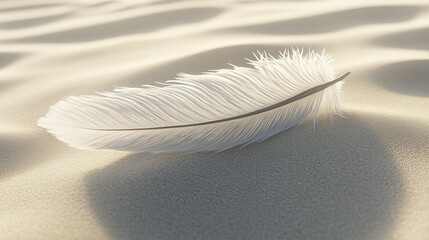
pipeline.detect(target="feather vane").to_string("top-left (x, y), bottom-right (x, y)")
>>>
top-left (38, 49), bottom-right (349, 152)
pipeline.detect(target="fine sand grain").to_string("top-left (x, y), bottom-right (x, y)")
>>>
top-left (0, 0), bottom-right (428, 239)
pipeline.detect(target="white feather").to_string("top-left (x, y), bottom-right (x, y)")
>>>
top-left (38, 49), bottom-right (348, 153)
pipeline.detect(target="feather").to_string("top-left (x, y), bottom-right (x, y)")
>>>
top-left (38, 49), bottom-right (350, 153)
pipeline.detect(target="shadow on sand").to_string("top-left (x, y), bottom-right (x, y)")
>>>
top-left (0, 133), bottom-right (50, 179)
top-left (116, 44), bottom-right (325, 88)
top-left (229, 5), bottom-right (420, 35)
top-left (374, 27), bottom-right (429, 51)
top-left (85, 112), bottom-right (403, 240)
top-left (370, 60), bottom-right (429, 97)
top-left (14, 7), bottom-right (223, 43)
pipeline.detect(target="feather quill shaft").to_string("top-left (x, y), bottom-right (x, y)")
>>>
top-left (38, 49), bottom-right (349, 152)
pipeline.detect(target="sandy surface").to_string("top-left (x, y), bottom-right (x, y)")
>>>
top-left (1, 0), bottom-right (429, 239)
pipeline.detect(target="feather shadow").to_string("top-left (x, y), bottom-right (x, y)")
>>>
top-left (85, 113), bottom-right (404, 240)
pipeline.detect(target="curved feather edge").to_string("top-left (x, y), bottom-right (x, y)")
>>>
top-left (38, 49), bottom-right (347, 153)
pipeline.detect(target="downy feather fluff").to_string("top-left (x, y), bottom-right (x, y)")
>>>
top-left (38, 49), bottom-right (350, 153)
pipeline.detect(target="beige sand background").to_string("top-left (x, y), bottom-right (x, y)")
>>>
top-left (0, 0), bottom-right (428, 239)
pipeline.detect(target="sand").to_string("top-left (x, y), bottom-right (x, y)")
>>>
top-left (0, 0), bottom-right (428, 239)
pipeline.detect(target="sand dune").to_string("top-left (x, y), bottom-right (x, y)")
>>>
top-left (230, 5), bottom-right (423, 35)
top-left (375, 27), bottom-right (429, 50)
top-left (0, 0), bottom-right (428, 239)
top-left (10, 7), bottom-right (224, 42)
